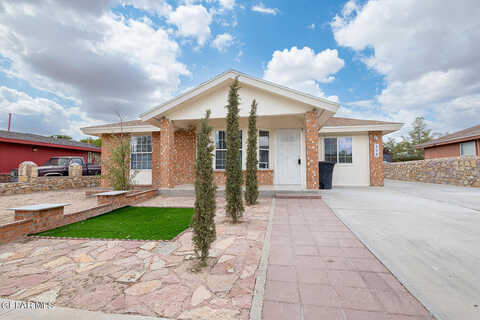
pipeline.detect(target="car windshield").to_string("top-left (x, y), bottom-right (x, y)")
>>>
top-left (44, 158), bottom-right (69, 166)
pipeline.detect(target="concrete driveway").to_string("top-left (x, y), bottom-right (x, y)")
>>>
top-left (322, 180), bottom-right (480, 320)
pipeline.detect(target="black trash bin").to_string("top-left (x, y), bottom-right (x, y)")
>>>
top-left (318, 161), bottom-right (335, 189)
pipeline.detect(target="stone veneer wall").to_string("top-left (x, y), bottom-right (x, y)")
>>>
top-left (369, 131), bottom-right (384, 186)
top-left (384, 156), bottom-right (480, 187)
top-left (305, 110), bottom-right (319, 189)
top-left (0, 176), bottom-right (101, 196)
top-left (214, 170), bottom-right (274, 186)
top-left (0, 189), bottom-right (157, 244)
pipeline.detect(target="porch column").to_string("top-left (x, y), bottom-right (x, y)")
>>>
top-left (159, 118), bottom-right (175, 188)
top-left (369, 131), bottom-right (384, 186)
top-left (151, 131), bottom-right (161, 188)
top-left (305, 110), bottom-right (319, 189)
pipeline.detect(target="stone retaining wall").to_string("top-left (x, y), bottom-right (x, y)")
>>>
top-left (0, 189), bottom-right (158, 244)
top-left (384, 156), bottom-right (480, 187)
top-left (0, 176), bottom-right (101, 196)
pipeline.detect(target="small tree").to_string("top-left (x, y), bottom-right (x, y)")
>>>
top-left (225, 77), bottom-right (244, 223)
top-left (245, 99), bottom-right (258, 205)
top-left (103, 118), bottom-right (137, 190)
top-left (192, 110), bottom-right (216, 266)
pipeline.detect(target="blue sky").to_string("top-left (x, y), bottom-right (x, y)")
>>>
top-left (0, 0), bottom-right (478, 139)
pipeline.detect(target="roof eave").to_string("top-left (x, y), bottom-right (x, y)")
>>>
top-left (416, 134), bottom-right (480, 149)
top-left (81, 124), bottom-right (161, 137)
top-left (319, 123), bottom-right (403, 135)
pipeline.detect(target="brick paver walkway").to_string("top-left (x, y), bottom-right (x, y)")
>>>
top-left (262, 197), bottom-right (435, 320)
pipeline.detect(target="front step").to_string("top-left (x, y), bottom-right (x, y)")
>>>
top-left (275, 193), bottom-right (322, 199)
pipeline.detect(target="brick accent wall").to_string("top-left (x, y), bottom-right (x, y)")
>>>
top-left (424, 139), bottom-right (480, 159)
top-left (424, 143), bottom-right (460, 159)
top-left (174, 129), bottom-right (196, 185)
top-left (159, 119), bottom-right (175, 188)
top-left (152, 131), bottom-right (161, 187)
top-left (0, 189), bottom-right (158, 244)
top-left (369, 131), bottom-right (384, 186)
top-left (101, 133), bottom-right (130, 188)
top-left (384, 156), bottom-right (480, 187)
top-left (305, 110), bottom-right (319, 189)
top-left (214, 170), bottom-right (274, 186)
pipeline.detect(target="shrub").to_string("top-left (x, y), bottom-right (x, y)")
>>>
top-left (192, 110), bottom-right (217, 266)
top-left (245, 99), bottom-right (258, 205)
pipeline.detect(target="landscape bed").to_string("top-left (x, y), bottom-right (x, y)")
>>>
top-left (33, 206), bottom-right (194, 240)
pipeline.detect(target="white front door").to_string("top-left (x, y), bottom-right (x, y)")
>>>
top-left (275, 129), bottom-right (302, 185)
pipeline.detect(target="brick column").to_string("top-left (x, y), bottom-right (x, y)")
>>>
top-left (151, 131), bottom-right (161, 188)
top-left (369, 131), bottom-right (384, 186)
top-left (305, 110), bottom-right (319, 189)
top-left (159, 118), bottom-right (175, 188)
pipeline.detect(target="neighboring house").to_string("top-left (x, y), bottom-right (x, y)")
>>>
top-left (416, 124), bottom-right (480, 159)
top-left (0, 130), bottom-right (101, 182)
top-left (82, 70), bottom-right (402, 189)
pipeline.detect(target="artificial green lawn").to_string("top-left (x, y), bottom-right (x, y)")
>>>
top-left (33, 206), bottom-right (194, 240)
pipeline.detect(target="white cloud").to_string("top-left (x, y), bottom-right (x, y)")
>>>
top-left (308, 24), bottom-right (315, 30)
top-left (212, 33), bottom-right (234, 52)
top-left (264, 46), bottom-right (344, 100)
top-left (219, 0), bottom-right (235, 10)
top-left (168, 5), bottom-right (212, 46)
top-left (332, 0), bottom-right (480, 133)
top-left (0, 1), bottom-right (189, 131)
top-left (0, 87), bottom-right (101, 138)
top-left (252, 3), bottom-right (278, 15)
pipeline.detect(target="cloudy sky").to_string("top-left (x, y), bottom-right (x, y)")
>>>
top-left (0, 0), bottom-right (479, 139)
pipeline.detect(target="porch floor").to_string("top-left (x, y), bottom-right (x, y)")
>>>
top-left (157, 184), bottom-right (321, 197)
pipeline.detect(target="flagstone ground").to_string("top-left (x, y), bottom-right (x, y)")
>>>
top-left (0, 196), bottom-right (271, 319)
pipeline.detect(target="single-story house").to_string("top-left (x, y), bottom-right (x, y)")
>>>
top-left (82, 70), bottom-right (402, 189)
top-left (416, 124), bottom-right (480, 159)
top-left (0, 130), bottom-right (101, 182)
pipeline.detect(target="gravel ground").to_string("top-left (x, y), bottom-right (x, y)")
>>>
top-left (0, 189), bottom-right (98, 225)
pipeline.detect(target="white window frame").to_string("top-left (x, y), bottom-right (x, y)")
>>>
top-left (323, 136), bottom-right (353, 165)
top-left (214, 129), bottom-right (243, 170)
top-left (130, 135), bottom-right (152, 170)
top-left (460, 141), bottom-right (476, 156)
top-left (258, 129), bottom-right (270, 170)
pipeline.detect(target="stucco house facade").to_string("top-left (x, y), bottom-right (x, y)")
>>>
top-left (81, 70), bottom-right (402, 189)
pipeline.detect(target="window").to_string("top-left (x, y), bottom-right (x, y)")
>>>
top-left (460, 141), bottom-right (476, 156)
top-left (259, 130), bottom-right (270, 169)
top-left (131, 136), bottom-right (152, 169)
top-left (215, 130), bottom-right (243, 170)
top-left (324, 137), bottom-right (353, 164)
top-left (215, 131), bottom-right (227, 169)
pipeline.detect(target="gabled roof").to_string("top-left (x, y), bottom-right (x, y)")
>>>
top-left (0, 130), bottom-right (100, 151)
top-left (140, 69), bottom-right (340, 121)
top-left (319, 117), bottom-right (403, 135)
top-left (416, 124), bottom-right (480, 149)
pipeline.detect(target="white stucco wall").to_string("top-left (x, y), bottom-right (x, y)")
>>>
top-left (319, 134), bottom-right (370, 187)
top-left (165, 82), bottom-right (314, 120)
